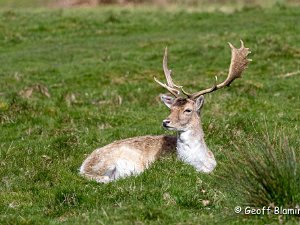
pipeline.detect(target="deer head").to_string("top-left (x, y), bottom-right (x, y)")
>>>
top-left (160, 96), bottom-right (204, 132)
top-left (155, 40), bottom-right (251, 132)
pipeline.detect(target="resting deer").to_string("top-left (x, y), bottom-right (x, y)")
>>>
top-left (80, 40), bottom-right (251, 183)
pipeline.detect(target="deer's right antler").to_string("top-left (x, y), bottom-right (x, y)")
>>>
top-left (154, 40), bottom-right (251, 99)
top-left (154, 47), bottom-right (182, 97)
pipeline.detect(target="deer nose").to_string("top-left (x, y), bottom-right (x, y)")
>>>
top-left (162, 119), bottom-right (171, 127)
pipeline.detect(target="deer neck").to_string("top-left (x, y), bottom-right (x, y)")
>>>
top-left (176, 120), bottom-right (216, 173)
top-left (176, 124), bottom-right (207, 156)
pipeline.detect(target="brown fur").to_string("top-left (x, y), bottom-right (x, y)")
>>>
top-left (80, 135), bottom-right (176, 180)
top-left (173, 98), bottom-right (188, 107)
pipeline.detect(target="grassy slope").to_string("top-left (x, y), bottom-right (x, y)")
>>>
top-left (0, 0), bottom-right (49, 8)
top-left (0, 6), bottom-right (299, 225)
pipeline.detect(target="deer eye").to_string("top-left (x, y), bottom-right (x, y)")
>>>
top-left (184, 109), bottom-right (192, 113)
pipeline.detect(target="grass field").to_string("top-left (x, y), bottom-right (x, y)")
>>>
top-left (0, 3), bottom-right (300, 225)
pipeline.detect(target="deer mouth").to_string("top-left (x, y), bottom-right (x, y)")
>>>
top-left (163, 124), bottom-right (176, 130)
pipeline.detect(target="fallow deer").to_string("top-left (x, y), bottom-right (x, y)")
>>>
top-left (80, 40), bottom-right (251, 183)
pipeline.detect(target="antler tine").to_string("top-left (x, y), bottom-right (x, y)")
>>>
top-left (163, 47), bottom-right (182, 89)
top-left (154, 47), bottom-right (182, 97)
top-left (189, 40), bottom-right (251, 99)
top-left (154, 77), bottom-right (180, 97)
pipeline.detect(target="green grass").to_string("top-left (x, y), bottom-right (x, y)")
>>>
top-left (0, 0), bottom-right (50, 8)
top-left (224, 128), bottom-right (300, 207)
top-left (0, 5), bottom-right (300, 225)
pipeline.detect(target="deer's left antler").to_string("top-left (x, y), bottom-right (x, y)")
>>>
top-left (155, 40), bottom-right (252, 99)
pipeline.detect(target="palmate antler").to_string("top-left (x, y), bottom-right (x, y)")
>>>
top-left (154, 40), bottom-right (251, 100)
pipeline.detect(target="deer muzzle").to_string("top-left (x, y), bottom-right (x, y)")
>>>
top-left (162, 119), bottom-right (171, 128)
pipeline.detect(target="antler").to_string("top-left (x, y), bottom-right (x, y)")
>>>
top-left (154, 47), bottom-right (182, 97)
top-left (154, 40), bottom-right (251, 99)
top-left (185, 40), bottom-right (251, 99)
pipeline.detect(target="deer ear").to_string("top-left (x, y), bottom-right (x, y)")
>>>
top-left (160, 94), bottom-right (175, 109)
top-left (195, 95), bottom-right (204, 112)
